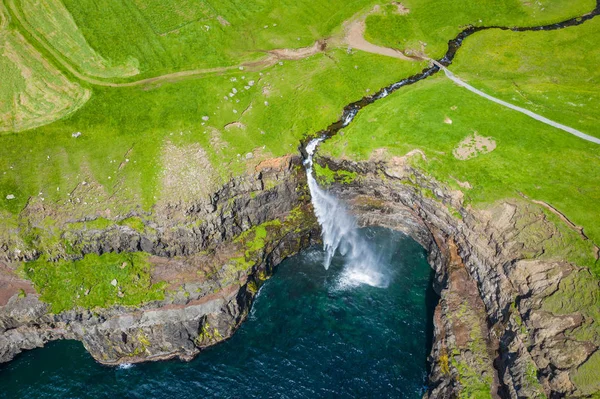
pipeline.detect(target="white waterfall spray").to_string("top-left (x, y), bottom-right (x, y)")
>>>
top-left (304, 138), bottom-right (390, 288)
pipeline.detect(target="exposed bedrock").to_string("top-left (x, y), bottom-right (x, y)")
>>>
top-left (1, 152), bottom-right (599, 398)
top-left (0, 155), bottom-right (319, 365)
top-left (316, 153), bottom-right (600, 399)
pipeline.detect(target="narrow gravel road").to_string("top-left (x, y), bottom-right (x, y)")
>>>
top-left (432, 61), bottom-right (600, 145)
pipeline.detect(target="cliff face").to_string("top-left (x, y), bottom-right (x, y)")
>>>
top-left (0, 155), bottom-right (319, 365)
top-left (318, 153), bottom-right (600, 398)
top-left (1, 151), bottom-right (598, 398)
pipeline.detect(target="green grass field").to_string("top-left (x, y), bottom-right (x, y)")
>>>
top-left (0, 49), bottom-right (424, 216)
top-left (0, 4), bottom-right (90, 132)
top-left (1, 0), bottom-right (599, 337)
top-left (320, 17), bottom-right (600, 271)
top-left (20, 252), bottom-right (166, 313)
top-left (14, 0), bottom-right (139, 79)
top-left (364, 0), bottom-right (596, 59)
top-left (452, 18), bottom-right (600, 139)
top-left (48, 0), bottom-right (382, 78)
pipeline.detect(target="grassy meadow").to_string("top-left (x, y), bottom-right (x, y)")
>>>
top-left (365, 0), bottom-right (596, 59)
top-left (320, 18), bottom-right (600, 271)
top-left (0, 4), bottom-right (90, 133)
top-left (1, 0), bottom-right (599, 325)
top-left (14, 0), bottom-right (140, 79)
top-left (452, 18), bottom-right (600, 139)
top-left (20, 252), bottom-right (166, 313)
top-left (45, 0), bottom-right (382, 78)
top-left (0, 49), bottom-right (425, 215)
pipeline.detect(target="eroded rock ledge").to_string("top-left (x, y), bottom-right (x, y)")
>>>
top-left (0, 156), bottom-right (319, 365)
top-left (317, 153), bottom-right (600, 398)
top-left (1, 153), bottom-right (599, 398)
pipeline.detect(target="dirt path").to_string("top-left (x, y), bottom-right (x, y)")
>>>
top-left (8, 0), bottom-right (419, 89)
top-left (432, 60), bottom-right (600, 145)
top-left (268, 40), bottom-right (327, 60)
top-left (6, 0), bottom-right (332, 88)
top-left (343, 18), bottom-right (418, 61)
top-left (334, 5), bottom-right (424, 62)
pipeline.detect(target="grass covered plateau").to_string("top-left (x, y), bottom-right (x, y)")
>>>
top-left (0, 50), bottom-right (424, 215)
top-left (20, 252), bottom-right (166, 313)
top-left (320, 18), bottom-right (600, 270)
top-left (365, 0), bottom-right (595, 59)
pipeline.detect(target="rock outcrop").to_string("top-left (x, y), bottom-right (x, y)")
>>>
top-left (317, 153), bottom-right (600, 398)
top-left (1, 150), bottom-right (599, 398)
top-left (0, 155), bottom-right (319, 365)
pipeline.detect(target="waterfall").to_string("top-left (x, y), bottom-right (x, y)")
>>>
top-left (304, 138), bottom-right (390, 288)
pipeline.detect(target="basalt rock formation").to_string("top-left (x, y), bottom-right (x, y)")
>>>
top-left (3, 2), bottom-right (600, 397)
top-left (1, 150), bottom-right (599, 397)
top-left (315, 153), bottom-right (600, 398)
top-left (0, 155), bottom-right (319, 365)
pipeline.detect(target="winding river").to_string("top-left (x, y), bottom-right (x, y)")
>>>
top-left (2, 4), bottom-right (599, 398)
top-left (301, 0), bottom-right (600, 150)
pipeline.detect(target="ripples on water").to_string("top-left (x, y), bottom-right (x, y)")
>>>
top-left (0, 227), bottom-right (437, 399)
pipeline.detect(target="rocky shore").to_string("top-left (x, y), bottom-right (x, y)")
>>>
top-left (0, 155), bottom-right (319, 365)
top-left (1, 152), bottom-right (599, 398)
top-left (317, 152), bottom-right (600, 398)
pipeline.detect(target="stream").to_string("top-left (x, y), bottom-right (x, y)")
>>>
top-left (300, 0), bottom-right (600, 150)
top-left (1, 4), bottom-right (599, 398)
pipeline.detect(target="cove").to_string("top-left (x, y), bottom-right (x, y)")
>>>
top-left (0, 227), bottom-right (437, 399)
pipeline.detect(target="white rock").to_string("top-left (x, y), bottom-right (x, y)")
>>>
top-left (6, 194), bottom-right (15, 200)
top-left (111, 279), bottom-right (118, 287)
top-left (72, 132), bottom-right (82, 138)
top-left (202, 116), bottom-right (209, 121)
